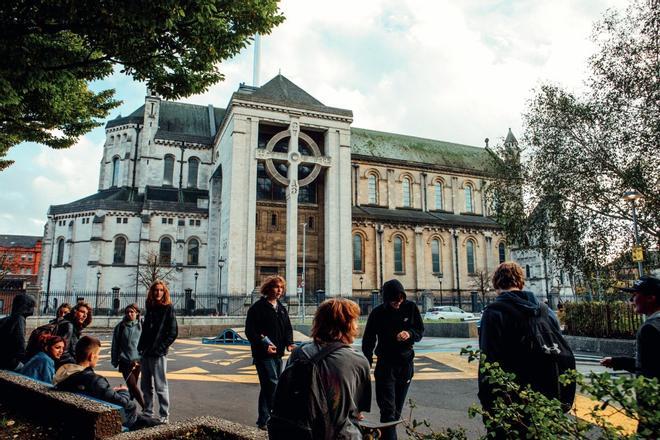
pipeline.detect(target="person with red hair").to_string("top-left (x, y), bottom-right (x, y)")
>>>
top-left (138, 280), bottom-right (178, 423)
top-left (19, 335), bottom-right (65, 383)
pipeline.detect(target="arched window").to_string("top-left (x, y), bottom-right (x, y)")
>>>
top-left (498, 242), bottom-right (506, 264)
top-left (187, 238), bottom-right (199, 265)
top-left (159, 237), bottom-right (172, 265)
top-left (111, 157), bottom-right (120, 187)
top-left (113, 237), bottom-right (126, 264)
top-left (434, 181), bottom-right (443, 210)
top-left (163, 155), bottom-right (175, 186)
top-left (394, 236), bottom-right (404, 273)
top-left (431, 239), bottom-right (441, 274)
top-left (55, 238), bottom-right (64, 266)
top-left (368, 174), bottom-right (378, 204)
top-left (525, 265), bottom-right (531, 278)
top-left (188, 157), bottom-right (199, 188)
top-left (353, 234), bottom-right (363, 272)
top-left (402, 177), bottom-right (411, 207)
top-left (466, 240), bottom-right (476, 274)
top-left (465, 184), bottom-right (474, 213)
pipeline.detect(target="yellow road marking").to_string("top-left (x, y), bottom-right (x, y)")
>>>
top-left (572, 394), bottom-right (637, 434)
top-left (169, 367), bottom-right (209, 374)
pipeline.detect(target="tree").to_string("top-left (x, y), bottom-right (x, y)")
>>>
top-left (0, 0), bottom-right (285, 170)
top-left (490, 0), bottom-right (659, 280)
top-left (468, 269), bottom-right (492, 304)
top-left (135, 250), bottom-right (177, 291)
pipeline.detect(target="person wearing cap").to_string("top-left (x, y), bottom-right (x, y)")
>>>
top-left (362, 279), bottom-right (424, 440)
top-left (600, 276), bottom-right (660, 379)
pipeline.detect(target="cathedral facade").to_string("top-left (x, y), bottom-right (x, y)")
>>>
top-left (38, 75), bottom-right (507, 300)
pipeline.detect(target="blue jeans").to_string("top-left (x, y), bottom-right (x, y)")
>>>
top-left (140, 355), bottom-right (169, 419)
top-left (254, 357), bottom-right (283, 427)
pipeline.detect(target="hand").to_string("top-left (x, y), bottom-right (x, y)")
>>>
top-left (113, 385), bottom-right (128, 391)
top-left (267, 344), bottom-right (277, 355)
top-left (396, 331), bottom-right (410, 342)
top-left (600, 357), bottom-right (613, 368)
top-left (355, 412), bottom-right (365, 421)
top-left (287, 344), bottom-right (296, 352)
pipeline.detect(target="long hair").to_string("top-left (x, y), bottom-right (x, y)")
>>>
top-left (259, 275), bottom-right (285, 297)
top-left (66, 301), bottom-right (93, 328)
top-left (55, 303), bottom-right (71, 319)
top-left (146, 280), bottom-right (172, 307)
top-left (43, 335), bottom-right (65, 353)
top-left (123, 303), bottom-right (141, 321)
top-left (492, 261), bottom-right (525, 291)
top-left (311, 298), bottom-right (361, 344)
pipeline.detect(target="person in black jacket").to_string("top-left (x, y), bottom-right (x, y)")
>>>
top-left (56, 301), bottom-right (93, 366)
top-left (245, 275), bottom-right (294, 430)
top-left (0, 293), bottom-right (36, 370)
top-left (55, 336), bottom-right (160, 430)
top-left (138, 280), bottom-right (178, 424)
top-left (362, 279), bottom-right (424, 440)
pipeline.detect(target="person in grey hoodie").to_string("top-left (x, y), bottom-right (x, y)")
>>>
top-left (0, 294), bottom-right (36, 370)
top-left (111, 304), bottom-right (145, 409)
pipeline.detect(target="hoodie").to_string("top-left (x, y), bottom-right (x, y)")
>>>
top-left (111, 318), bottom-right (142, 367)
top-left (362, 280), bottom-right (424, 365)
top-left (0, 294), bottom-right (36, 370)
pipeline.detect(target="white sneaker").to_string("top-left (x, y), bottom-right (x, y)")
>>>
top-left (159, 417), bottom-right (169, 424)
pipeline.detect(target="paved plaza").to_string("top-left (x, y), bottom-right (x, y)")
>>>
top-left (94, 336), bottom-right (636, 437)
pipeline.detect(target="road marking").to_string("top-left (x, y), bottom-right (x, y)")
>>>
top-left (169, 367), bottom-right (210, 374)
top-left (572, 394), bottom-right (636, 435)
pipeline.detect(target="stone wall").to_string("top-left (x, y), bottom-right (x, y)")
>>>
top-left (564, 335), bottom-right (635, 357)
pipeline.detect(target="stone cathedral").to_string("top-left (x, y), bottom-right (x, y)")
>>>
top-left (39, 75), bottom-right (508, 301)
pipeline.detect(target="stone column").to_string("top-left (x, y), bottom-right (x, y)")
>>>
top-left (244, 119), bottom-right (259, 295)
top-left (285, 118), bottom-right (300, 297)
top-left (387, 169), bottom-right (395, 209)
top-left (414, 227), bottom-right (424, 291)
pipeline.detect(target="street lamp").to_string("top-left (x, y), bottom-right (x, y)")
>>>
top-left (95, 270), bottom-right (101, 312)
top-left (359, 275), bottom-right (364, 294)
top-left (436, 273), bottom-right (443, 306)
top-left (217, 257), bottom-right (225, 315)
top-left (622, 190), bottom-right (644, 277)
top-left (194, 271), bottom-right (199, 297)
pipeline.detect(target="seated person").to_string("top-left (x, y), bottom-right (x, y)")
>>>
top-left (19, 335), bottom-right (65, 383)
top-left (54, 336), bottom-right (160, 430)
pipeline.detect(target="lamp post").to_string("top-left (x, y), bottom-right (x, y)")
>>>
top-left (436, 273), bottom-right (443, 306)
top-left (301, 222), bottom-right (307, 323)
top-left (359, 275), bottom-right (364, 294)
top-left (218, 257), bottom-right (225, 315)
top-left (194, 271), bottom-right (199, 297)
top-left (623, 190), bottom-right (644, 277)
top-left (95, 270), bottom-right (101, 312)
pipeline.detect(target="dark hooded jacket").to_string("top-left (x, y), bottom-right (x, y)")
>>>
top-left (362, 280), bottom-right (424, 365)
top-left (0, 294), bottom-right (36, 370)
top-left (56, 309), bottom-right (91, 366)
top-left (478, 290), bottom-right (559, 410)
top-left (138, 304), bottom-right (178, 357)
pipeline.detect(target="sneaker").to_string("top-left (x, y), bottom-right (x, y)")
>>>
top-left (159, 417), bottom-right (169, 424)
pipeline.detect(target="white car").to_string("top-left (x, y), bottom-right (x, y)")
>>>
top-left (424, 306), bottom-right (475, 321)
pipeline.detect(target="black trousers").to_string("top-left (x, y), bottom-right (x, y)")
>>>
top-left (375, 358), bottom-right (414, 440)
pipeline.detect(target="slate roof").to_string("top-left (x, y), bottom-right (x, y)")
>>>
top-left (351, 128), bottom-right (492, 175)
top-left (233, 74), bottom-right (353, 117)
top-left (49, 186), bottom-right (208, 216)
top-left (352, 206), bottom-right (501, 229)
top-left (0, 235), bottom-right (42, 248)
top-left (504, 128), bottom-right (518, 146)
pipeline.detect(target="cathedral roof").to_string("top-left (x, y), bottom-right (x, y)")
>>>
top-left (232, 74), bottom-right (353, 117)
top-left (352, 206), bottom-right (501, 229)
top-left (48, 186), bottom-right (208, 216)
top-left (351, 128), bottom-right (492, 175)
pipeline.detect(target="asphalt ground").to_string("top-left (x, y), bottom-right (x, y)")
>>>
top-left (92, 335), bottom-right (636, 438)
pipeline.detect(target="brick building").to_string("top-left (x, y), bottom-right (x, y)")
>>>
top-left (0, 234), bottom-right (42, 313)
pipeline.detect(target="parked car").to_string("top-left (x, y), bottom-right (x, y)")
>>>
top-left (424, 306), bottom-right (475, 321)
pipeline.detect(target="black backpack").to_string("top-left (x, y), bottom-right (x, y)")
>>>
top-left (268, 342), bottom-right (347, 440)
top-left (486, 301), bottom-right (576, 412)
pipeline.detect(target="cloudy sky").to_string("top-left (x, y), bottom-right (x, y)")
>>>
top-left (0, 0), bottom-right (629, 236)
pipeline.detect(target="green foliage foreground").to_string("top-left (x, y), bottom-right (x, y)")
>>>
top-left (405, 348), bottom-right (659, 439)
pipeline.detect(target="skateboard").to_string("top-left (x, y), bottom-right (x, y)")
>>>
top-left (357, 419), bottom-right (403, 440)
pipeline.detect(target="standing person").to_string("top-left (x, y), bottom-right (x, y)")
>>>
top-left (112, 304), bottom-right (145, 409)
top-left (0, 294), bottom-right (36, 370)
top-left (19, 335), bottom-right (65, 383)
top-left (478, 261), bottom-right (575, 439)
top-left (362, 279), bottom-right (424, 440)
top-left (245, 275), bottom-right (294, 430)
top-left (56, 301), bottom-right (93, 366)
top-left (601, 276), bottom-right (660, 435)
top-left (269, 298), bottom-right (371, 440)
top-left (138, 280), bottom-right (178, 424)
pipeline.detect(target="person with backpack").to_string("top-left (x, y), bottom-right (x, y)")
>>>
top-left (19, 335), bottom-right (65, 383)
top-left (111, 303), bottom-right (145, 409)
top-left (478, 261), bottom-right (576, 439)
top-left (362, 279), bottom-right (424, 440)
top-left (138, 280), bottom-right (178, 424)
top-left (56, 301), bottom-right (93, 366)
top-left (245, 275), bottom-right (294, 430)
top-left (54, 303), bottom-right (71, 322)
top-left (0, 293), bottom-right (36, 370)
top-left (269, 298), bottom-right (371, 440)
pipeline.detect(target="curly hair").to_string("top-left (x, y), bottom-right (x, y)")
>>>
top-left (69, 301), bottom-right (93, 328)
top-left (146, 280), bottom-right (172, 307)
top-left (259, 275), bottom-right (286, 297)
top-left (492, 261), bottom-right (525, 291)
top-left (311, 298), bottom-right (361, 344)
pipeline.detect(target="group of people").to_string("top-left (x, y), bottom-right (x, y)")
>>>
top-left (0, 279), bottom-right (179, 431)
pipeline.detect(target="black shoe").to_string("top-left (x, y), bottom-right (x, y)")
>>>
top-left (257, 424), bottom-right (267, 431)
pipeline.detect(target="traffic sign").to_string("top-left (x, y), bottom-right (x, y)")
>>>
top-left (632, 245), bottom-right (644, 263)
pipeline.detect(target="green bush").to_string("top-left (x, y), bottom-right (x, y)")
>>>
top-left (563, 301), bottom-right (643, 339)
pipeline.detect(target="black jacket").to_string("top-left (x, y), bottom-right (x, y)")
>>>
top-left (362, 300), bottom-right (424, 365)
top-left (610, 312), bottom-right (660, 379)
top-left (245, 297), bottom-right (293, 360)
top-left (56, 313), bottom-right (85, 365)
top-left (0, 294), bottom-right (35, 369)
top-left (138, 304), bottom-right (178, 357)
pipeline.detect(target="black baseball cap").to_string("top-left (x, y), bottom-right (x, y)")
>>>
top-left (620, 276), bottom-right (660, 296)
